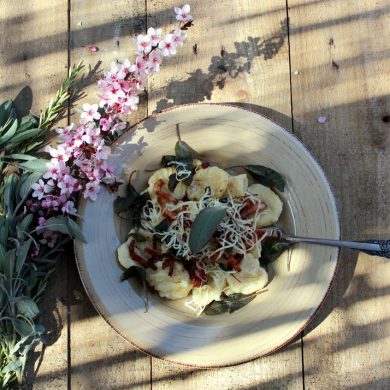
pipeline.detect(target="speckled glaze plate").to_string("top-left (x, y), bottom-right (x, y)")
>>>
top-left (74, 104), bottom-right (340, 367)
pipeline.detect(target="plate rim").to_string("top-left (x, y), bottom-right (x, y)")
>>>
top-left (74, 102), bottom-right (340, 368)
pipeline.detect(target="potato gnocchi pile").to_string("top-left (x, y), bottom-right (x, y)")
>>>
top-left (117, 160), bottom-right (283, 315)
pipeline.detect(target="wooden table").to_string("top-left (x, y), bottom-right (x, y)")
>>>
top-left (1, 1), bottom-right (389, 388)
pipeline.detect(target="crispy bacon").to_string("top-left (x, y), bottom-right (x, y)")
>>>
top-left (227, 255), bottom-right (242, 272)
top-left (128, 240), bottom-right (148, 268)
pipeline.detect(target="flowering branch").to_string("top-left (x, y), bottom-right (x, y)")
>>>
top-left (28, 5), bottom-right (194, 250)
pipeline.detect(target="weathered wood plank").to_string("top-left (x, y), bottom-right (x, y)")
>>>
top-left (147, 1), bottom-right (303, 388)
top-left (0, 2), bottom-right (69, 388)
top-left (69, 1), bottom-right (151, 388)
top-left (287, 0), bottom-right (390, 388)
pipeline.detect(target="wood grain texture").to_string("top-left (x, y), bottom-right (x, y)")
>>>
top-left (287, 0), bottom-right (390, 388)
top-left (69, 1), bottom-right (150, 389)
top-left (147, 1), bottom-right (303, 388)
top-left (0, 1), bottom-right (69, 388)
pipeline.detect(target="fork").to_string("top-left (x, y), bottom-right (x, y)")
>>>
top-left (267, 227), bottom-right (390, 258)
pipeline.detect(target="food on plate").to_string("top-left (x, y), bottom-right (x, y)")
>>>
top-left (116, 139), bottom-right (286, 315)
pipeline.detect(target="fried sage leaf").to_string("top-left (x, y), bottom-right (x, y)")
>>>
top-left (114, 182), bottom-right (139, 215)
top-left (189, 207), bottom-right (227, 254)
top-left (175, 140), bottom-right (198, 160)
top-left (160, 155), bottom-right (177, 167)
top-left (245, 165), bottom-right (285, 192)
top-left (260, 239), bottom-right (292, 266)
top-left (203, 293), bottom-right (257, 315)
top-left (168, 173), bottom-right (179, 192)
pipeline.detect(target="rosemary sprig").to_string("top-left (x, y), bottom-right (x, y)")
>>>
top-left (38, 61), bottom-right (84, 131)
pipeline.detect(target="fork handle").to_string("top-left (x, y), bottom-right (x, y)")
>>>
top-left (284, 236), bottom-right (390, 259)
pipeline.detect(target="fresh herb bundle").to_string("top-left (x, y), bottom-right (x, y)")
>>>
top-left (0, 63), bottom-right (84, 388)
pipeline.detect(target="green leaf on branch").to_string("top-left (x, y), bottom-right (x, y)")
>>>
top-left (17, 172), bottom-right (41, 200)
top-left (16, 158), bottom-right (49, 173)
top-left (1, 359), bottom-right (23, 374)
top-left (67, 217), bottom-right (87, 243)
top-left (189, 207), bottom-right (227, 254)
top-left (12, 318), bottom-right (34, 337)
top-left (15, 239), bottom-right (32, 273)
top-left (16, 298), bottom-right (40, 319)
top-left (0, 99), bottom-right (16, 127)
top-left (245, 165), bottom-right (285, 192)
top-left (0, 119), bottom-right (18, 145)
top-left (43, 216), bottom-right (69, 234)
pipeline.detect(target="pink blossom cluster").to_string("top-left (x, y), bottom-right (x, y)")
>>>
top-left (30, 5), bottom-right (193, 243)
top-left (97, 5), bottom-right (191, 116)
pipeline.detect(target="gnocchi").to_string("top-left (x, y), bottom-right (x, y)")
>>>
top-left (117, 152), bottom-right (285, 315)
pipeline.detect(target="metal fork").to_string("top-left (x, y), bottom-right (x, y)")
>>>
top-left (267, 227), bottom-right (390, 258)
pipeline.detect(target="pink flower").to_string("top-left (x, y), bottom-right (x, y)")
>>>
top-left (43, 160), bottom-right (64, 180)
top-left (99, 116), bottom-right (114, 132)
top-left (75, 158), bottom-right (91, 171)
top-left (174, 4), bottom-right (192, 23)
top-left (57, 174), bottom-right (77, 196)
top-left (56, 124), bottom-right (75, 136)
top-left (84, 180), bottom-right (101, 201)
top-left (40, 230), bottom-right (59, 248)
top-left (45, 144), bottom-right (70, 164)
top-left (147, 27), bottom-right (162, 46)
top-left (82, 126), bottom-right (100, 144)
top-left (136, 34), bottom-right (152, 54)
top-left (95, 145), bottom-right (110, 161)
top-left (135, 56), bottom-right (148, 75)
top-left (111, 121), bottom-right (127, 134)
top-left (158, 34), bottom-right (177, 56)
top-left (31, 179), bottom-right (53, 200)
top-left (147, 50), bottom-right (163, 73)
top-left (172, 28), bottom-right (186, 48)
top-left (80, 103), bottom-right (101, 124)
top-left (38, 217), bottom-right (46, 226)
top-left (41, 195), bottom-right (61, 210)
top-left (62, 200), bottom-right (77, 215)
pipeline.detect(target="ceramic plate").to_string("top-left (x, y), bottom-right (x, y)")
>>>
top-left (74, 104), bottom-right (340, 367)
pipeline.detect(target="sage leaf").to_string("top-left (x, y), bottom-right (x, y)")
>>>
top-left (160, 155), bottom-right (177, 167)
top-left (17, 114), bottom-right (38, 132)
top-left (0, 99), bottom-right (15, 126)
top-left (17, 158), bottom-right (49, 173)
top-left (4, 249), bottom-right (16, 281)
top-left (12, 318), bottom-right (34, 337)
top-left (260, 239), bottom-right (292, 266)
top-left (245, 165), bottom-right (285, 192)
top-left (114, 183), bottom-right (139, 215)
top-left (67, 217), bottom-right (87, 243)
top-left (43, 216), bottom-right (69, 234)
top-left (9, 153), bottom-right (38, 161)
top-left (189, 207), bottom-right (227, 254)
top-left (175, 140), bottom-right (196, 160)
top-left (168, 173), bottom-right (178, 192)
top-left (203, 293), bottom-right (256, 315)
top-left (17, 172), bottom-right (41, 200)
top-left (17, 214), bottom-right (34, 237)
top-left (15, 239), bottom-right (32, 273)
top-left (0, 119), bottom-right (18, 145)
top-left (16, 297), bottom-right (40, 319)
top-left (2, 358), bottom-right (23, 374)
top-left (0, 243), bottom-right (5, 269)
top-left (4, 128), bottom-right (43, 150)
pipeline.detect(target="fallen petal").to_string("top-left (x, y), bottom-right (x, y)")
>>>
top-left (88, 46), bottom-right (98, 52)
top-left (318, 116), bottom-right (327, 124)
